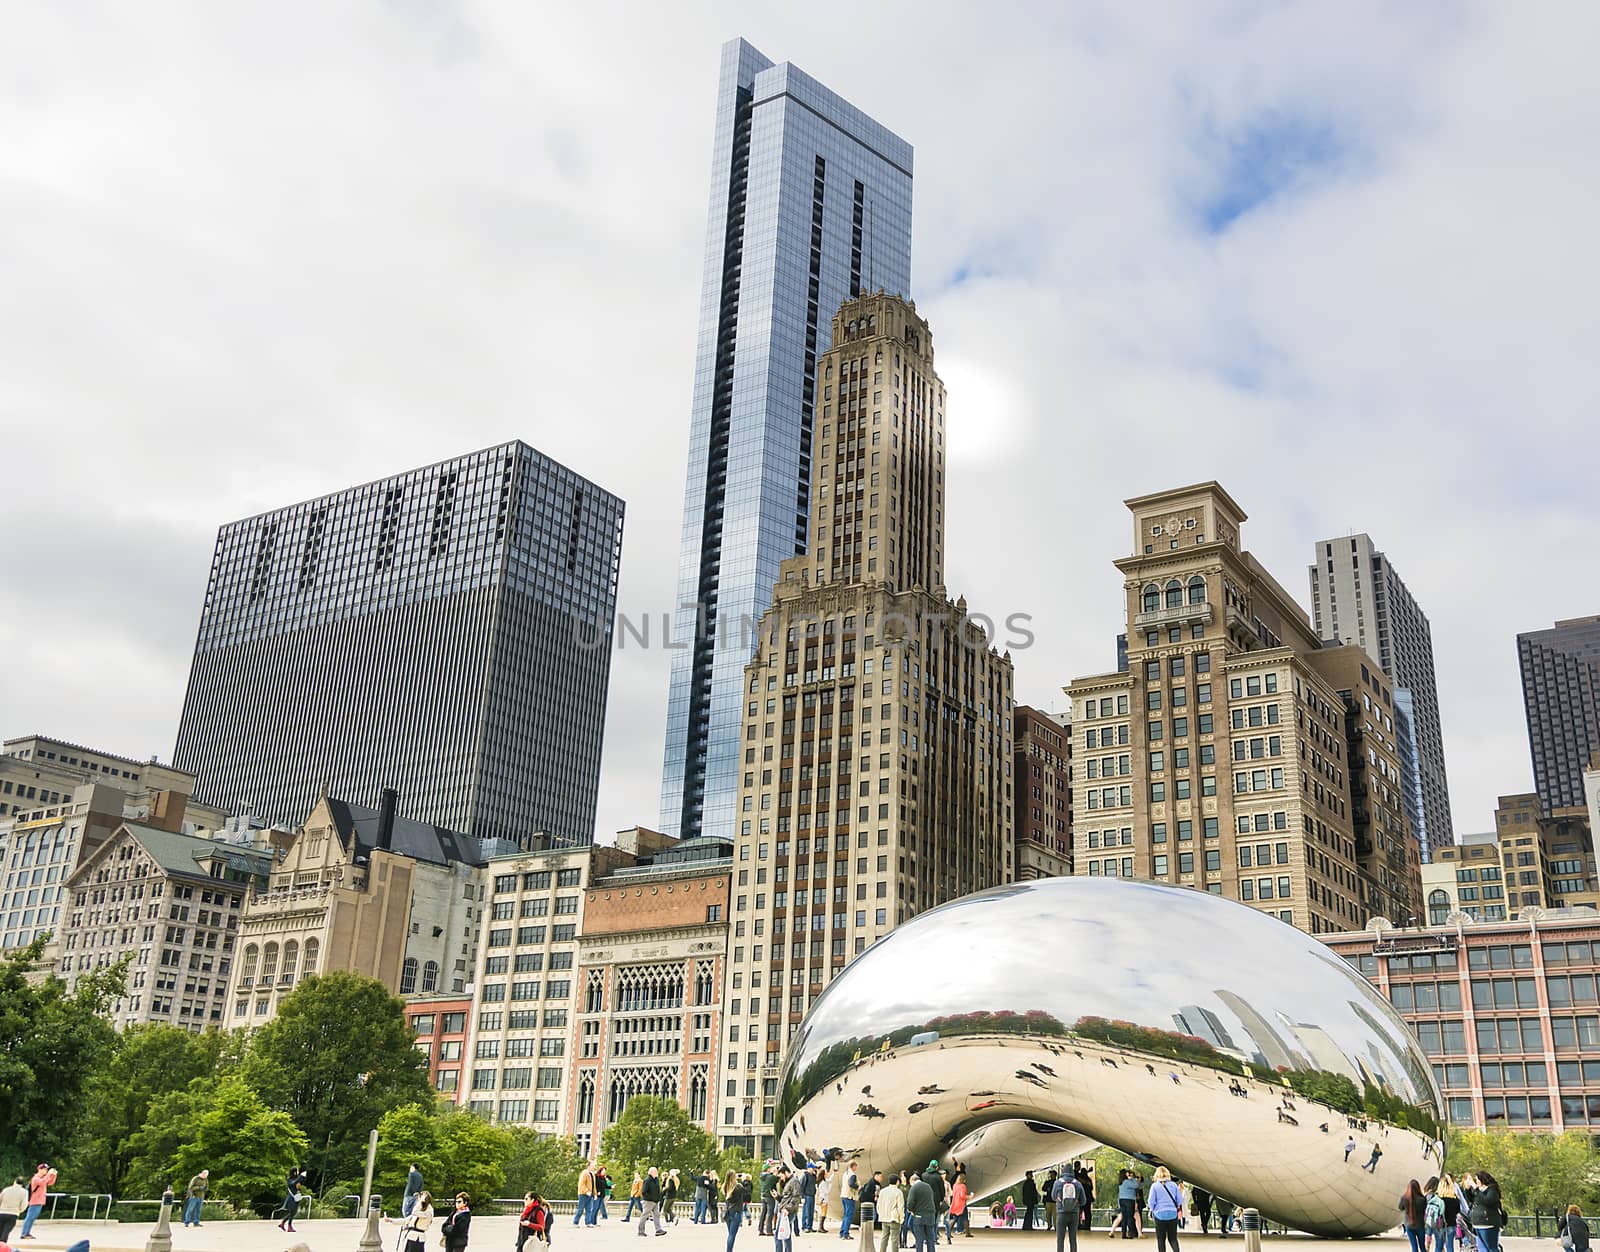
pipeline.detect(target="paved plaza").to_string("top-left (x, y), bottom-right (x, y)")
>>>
top-left (10, 1212), bottom-right (1548, 1252)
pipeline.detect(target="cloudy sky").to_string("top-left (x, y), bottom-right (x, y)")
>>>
top-left (4, 2), bottom-right (1596, 844)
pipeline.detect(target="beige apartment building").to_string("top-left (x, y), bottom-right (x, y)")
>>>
top-left (1426, 832), bottom-right (1508, 923)
top-left (1494, 793), bottom-right (1598, 914)
top-left (227, 790), bottom-right (489, 1025)
top-left (1065, 482), bottom-right (1418, 936)
top-left (719, 293), bottom-right (1015, 1153)
top-left (57, 818), bottom-right (270, 1029)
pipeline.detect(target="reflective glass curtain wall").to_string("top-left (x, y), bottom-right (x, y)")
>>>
top-left (174, 441), bottom-right (623, 848)
top-left (661, 37), bottom-right (913, 841)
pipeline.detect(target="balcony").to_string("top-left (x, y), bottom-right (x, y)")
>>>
top-left (1134, 602), bottom-right (1213, 630)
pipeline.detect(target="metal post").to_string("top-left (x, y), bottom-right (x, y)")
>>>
top-left (358, 1128), bottom-right (383, 1252)
top-left (1240, 1208), bottom-right (1261, 1252)
top-left (145, 1189), bottom-right (175, 1252)
top-left (858, 1201), bottom-right (876, 1252)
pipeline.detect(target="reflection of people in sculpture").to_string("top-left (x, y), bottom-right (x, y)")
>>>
top-left (1364, 1144), bottom-right (1383, 1173)
top-left (1345, 1135), bottom-right (1357, 1162)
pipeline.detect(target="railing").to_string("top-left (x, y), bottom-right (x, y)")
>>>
top-left (45, 1192), bottom-right (114, 1222)
top-left (1134, 602), bottom-right (1213, 630)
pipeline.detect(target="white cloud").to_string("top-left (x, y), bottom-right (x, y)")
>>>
top-left (1, 1), bottom-right (1594, 843)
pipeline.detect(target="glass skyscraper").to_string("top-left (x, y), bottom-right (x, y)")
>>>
top-left (174, 441), bottom-right (623, 848)
top-left (660, 37), bottom-right (914, 840)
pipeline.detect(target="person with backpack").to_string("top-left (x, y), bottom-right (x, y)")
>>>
top-left (1460, 1172), bottom-right (1506, 1252)
top-left (1562, 1205), bottom-right (1591, 1252)
top-left (1147, 1167), bottom-right (1185, 1252)
top-left (1053, 1166), bottom-right (1088, 1252)
top-left (1399, 1180), bottom-right (1427, 1252)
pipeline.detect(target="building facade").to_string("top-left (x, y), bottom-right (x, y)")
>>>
top-left (406, 993), bottom-right (473, 1101)
top-left (1425, 833), bottom-right (1507, 924)
top-left (1306, 646), bottom-right (1423, 927)
top-left (227, 792), bottom-right (489, 1025)
top-left (57, 820), bottom-right (269, 1029)
top-left (569, 835), bottom-right (731, 1158)
top-left (718, 294), bottom-right (1014, 1154)
top-left (1065, 483), bottom-right (1417, 937)
top-left (2, 735), bottom-right (196, 819)
top-left (1308, 536), bottom-right (1454, 856)
top-left (661, 37), bottom-right (915, 844)
top-left (462, 842), bottom-right (631, 1133)
top-left (1494, 793), bottom-right (1598, 915)
top-left (1326, 911), bottom-right (1600, 1132)
top-left (1517, 615), bottom-right (1600, 815)
top-left (174, 441), bottom-right (624, 847)
top-left (1014, 706), bottom-right (1072, 878)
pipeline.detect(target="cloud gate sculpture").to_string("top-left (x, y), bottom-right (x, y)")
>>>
top-left (775, 879), bottom-right (1442, 1237)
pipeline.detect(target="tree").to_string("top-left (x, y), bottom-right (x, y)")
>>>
top-left (599, 1095), bottom-right (719, 1182)
top-left (68, 1025), bottom-right (241, 1197)
top-left (372, 1105), bottom-right (511, 1204)
top-left (245, 972), bottom-right (433, 1186)
top-left (127, 1075), bottom-right (309, 1211)
top-left (171, 1077), bottom-right (310, 1210)
top-left (372, 1104), bottom-right (447, 1203)
top-left (1447, 1128), bottom-right (1600, 1213)
top-left (0, 937), bottom-right (126, 1177)
top-left (504, 1129), bottom-right (586, 1200)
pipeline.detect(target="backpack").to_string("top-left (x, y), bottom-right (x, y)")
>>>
top-left (1424, 1196), bottom-right (1445, 1234)
top-left (1055, 1178), bottom-right (1084, 1214)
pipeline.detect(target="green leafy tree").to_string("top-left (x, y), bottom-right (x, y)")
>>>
top-left (504, 1129), bottom-right (585, 1199)
top-left (1447, 1128), bottom-right (1600, 1213)
top-left (599, 1095), bottom-right (718, 1182)
top-left (435, 1110), bottom-right (512, 1202)
top-left (373, 1104), bottom-right (447, 1202)
top-left (373, 1105), bottom-right (510, 1204)
top-left (68, 1025), bottom-right (241, 1196)
top-left (171, 1077), bottom-right (311, 1210)
top-left (245, 972), bottom-right (432, 1186)
top-left (0, 937), bottom-right (126, 1177)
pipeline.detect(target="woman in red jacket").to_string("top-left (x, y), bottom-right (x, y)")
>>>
top-left (519, 1193), bottom-right (552, 1251)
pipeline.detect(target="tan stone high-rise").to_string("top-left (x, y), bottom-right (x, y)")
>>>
top-left (1065, 483), bottom-right (1419, 936)
top-left (719, 293), bottom-right (1014, 1153)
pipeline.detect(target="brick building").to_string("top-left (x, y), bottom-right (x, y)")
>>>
top-left (406, 993), bottom-right (473, 1100)
top-left (1325, 910), bottom-right (1600, 1132)
top-left (1014, 706), bottom-right (1071, 877)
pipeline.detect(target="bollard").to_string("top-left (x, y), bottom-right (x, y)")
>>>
top-left (858, 1201), bottom-right (876, 1252)
top-left (358, 1196), bottom-right (384, 1252)
top-left (1240, 1208), bottom-right (1261, 1252)
top-left (145, 1189), bottom-right (175, 1252)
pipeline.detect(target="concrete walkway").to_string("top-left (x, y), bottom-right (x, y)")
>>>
top-left (8, 1214), bottom-right (1551, 1252)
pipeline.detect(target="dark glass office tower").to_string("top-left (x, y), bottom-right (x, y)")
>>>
top-left (174, 442), bottom-right (623, 847)
top-left (1517, 615), bottom-right (1600, 813)
top-left (660, 37), bottom-right (914, 841)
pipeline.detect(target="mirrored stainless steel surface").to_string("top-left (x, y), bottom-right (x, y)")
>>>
top-left (776, 878), bottom-right (1442, 1237)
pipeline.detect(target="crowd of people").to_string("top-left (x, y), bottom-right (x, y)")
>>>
top-left (1398, 1170), bottom-right (1591, 1252)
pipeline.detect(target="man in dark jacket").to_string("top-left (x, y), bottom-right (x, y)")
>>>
top-left (1021, 1171), bottom-right (1040, 1232)
top-left (906, 1175), bottom-right (937, 1252)
top-left (639, 1166), bottom-right (665, 1236)
top-left (802, 1167), bottom-right (818, 1232)
top-left (760, 1163), bottom-right (781, 1236)
top-left (859, 1171), bottom-right (883, 1233)
top-left (404, 1165), bottom-right (425, 1218)
top-left (1191, 1186), bottom-right (1212, 1235)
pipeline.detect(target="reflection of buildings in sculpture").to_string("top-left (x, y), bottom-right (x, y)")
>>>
top-left (1214, 988), bottom-right (1305, 1072)
top-left (1281, 1019), bottom-right (1362, 1085)
top-left (1173, 1004), bottom-right (1236, 1052)
top-left (1349, 998), bottom-right (1437, 1100)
